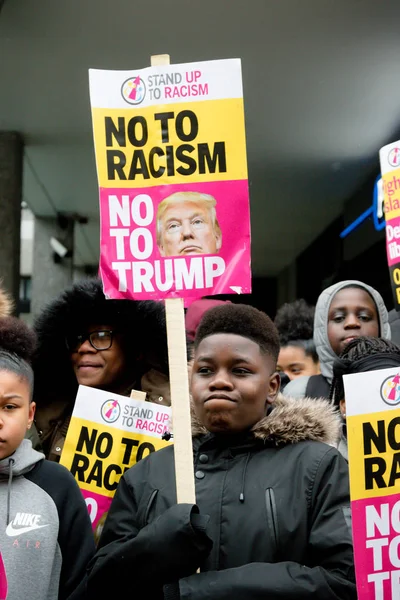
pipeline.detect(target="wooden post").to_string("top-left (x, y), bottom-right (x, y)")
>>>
top-left (150, 54), bottom-right (196, 505)
top-left (130, 389), bottom-right (147, 402)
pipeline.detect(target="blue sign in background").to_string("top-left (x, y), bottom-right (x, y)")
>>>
top-left (340, 175), bottom-right (386, 239)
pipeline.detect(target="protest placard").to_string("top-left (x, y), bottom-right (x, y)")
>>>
top-left (380, 141), bottom-right (400, 310)
top-left (88, 58), bottom-right (251, 301)
top-left (345, 367), bottom-right (400, 599)
top-left (60, 385), bottom-right (172, 533)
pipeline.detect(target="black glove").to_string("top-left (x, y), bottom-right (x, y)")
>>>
top-left (87, 503), bottom-right (211, 600)
top-left (160, 510), bottom-right (210, 600)
top-left (164, 582), bottom-right (180, 600)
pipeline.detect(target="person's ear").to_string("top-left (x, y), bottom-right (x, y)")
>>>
top-left (339, 398), bottom-right (346, 418)
top-left (27, 401), bottom-right (36, 430)
top-left (266, 372), bottom-right (280, 405)
top-left (158, 244), bottom-right (166, 257)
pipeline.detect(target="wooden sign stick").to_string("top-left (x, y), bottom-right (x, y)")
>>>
top-left (130, 389), bottom-right (146, 402)
top-left (151, 54), bottom-right (196, 505)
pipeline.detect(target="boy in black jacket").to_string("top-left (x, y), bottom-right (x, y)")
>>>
top-left (87, 303), bottom-right (356, 600)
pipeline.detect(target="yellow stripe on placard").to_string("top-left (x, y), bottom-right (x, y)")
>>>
top-left (60, 417), bottom-right (171, 497)
top-left (386, 209), bottom-right (400, 221)
top-left (91, 98), bottom-right (247, 187)
top-left (383, 168), bottom-right (400, 221)
top-left (348, 409), bottom-right (400, 501)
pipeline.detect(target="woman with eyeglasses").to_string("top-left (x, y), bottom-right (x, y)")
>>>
top-left (29, 278), bottom-right (170, 462)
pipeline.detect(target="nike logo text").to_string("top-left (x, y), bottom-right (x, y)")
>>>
top-left (6, 512), bottom-right (49, 537)
top-left (6, 523), bottom-right (48, 537)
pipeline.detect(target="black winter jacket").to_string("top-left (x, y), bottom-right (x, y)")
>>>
top-left (87, 396), bottom-right (356, 600)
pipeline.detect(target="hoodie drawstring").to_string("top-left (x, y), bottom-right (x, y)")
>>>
top-left (239, 452), bottom-right (251, 503)
top-left (6, 458), bottom-right (14, 525)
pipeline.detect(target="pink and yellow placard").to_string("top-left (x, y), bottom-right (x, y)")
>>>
top-left (345, 367), bottom-right (400, 599)
top-left (88, 59), bottom-right (251, 300)
top-left (60, 385), bottom-right (171, 535)
top-left (380, 141), bottom-right (400, 309)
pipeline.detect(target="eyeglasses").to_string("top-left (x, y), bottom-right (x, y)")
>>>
top-left (66, 330), bottom-right (114, 352)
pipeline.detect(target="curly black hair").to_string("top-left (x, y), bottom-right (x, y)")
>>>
top-left (0, 317), bottom-right (36, 362)
top-left (32, 278), bottom-right (170, 407)
top-left (0, 316), bottom-right (37, 394)
top-left (274, 299), bottom-right (315, 344)
top-left (274, 299), bottom-right (318, 363)
top-left (330, 336), bottom-right (400, 405)
top-left (194, 303), bottom-right (280, 362)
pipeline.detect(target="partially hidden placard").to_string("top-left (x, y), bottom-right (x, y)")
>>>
top-left (89, 58), bottom-right (251, 300)
top-left (345, 367), bottom-right (400, 599)
top-left (60, 385), bottom-right (172, 535)
top-left (380, 141), bottom-right (400, 310)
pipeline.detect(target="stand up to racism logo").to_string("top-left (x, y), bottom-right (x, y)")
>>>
top-left (101, 399), bottom-right (121, 423)
top-left (380, 372), bottom-right (400, 406)
top-left (121, 76), bottom-right (146, 105)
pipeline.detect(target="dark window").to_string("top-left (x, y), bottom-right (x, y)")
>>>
top-left (19, 276), bottom-right (31, 313)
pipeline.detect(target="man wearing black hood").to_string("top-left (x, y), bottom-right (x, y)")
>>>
top-left (30, 278), bottom-right (171, 461)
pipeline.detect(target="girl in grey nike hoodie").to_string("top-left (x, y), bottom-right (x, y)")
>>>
top-left (284, 280), bottom-right (391, 400)
top-left (0, 317), bottom-right (95, 600)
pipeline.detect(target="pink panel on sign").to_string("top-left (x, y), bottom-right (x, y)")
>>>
top-left (352, 495), bottom-right (400, 599)
top-left (0, 551), bottom-right (7, 600)
top-left (386, 215), bottom-right (400, 268)
top-left (81, 488), bottom-right (113, 532)
top-left (99, 179), bottom-right (251, 300)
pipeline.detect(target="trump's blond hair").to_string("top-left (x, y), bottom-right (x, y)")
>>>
top-left (156, 191), bottom-right (221, 246)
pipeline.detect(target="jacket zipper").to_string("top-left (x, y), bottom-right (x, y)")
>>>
top-left (265, 488), bottom-right (279, 560)
top-left (144, 489), bottom-right (158, 525)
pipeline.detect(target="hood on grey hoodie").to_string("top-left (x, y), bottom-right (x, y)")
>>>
top-left (314, 280), bottom-right (391, 383)
top-left (284, 280), bottom-right (391, 400)
top-left (0, 439), bottom-right (44, 479)
top-left (0, 439), bottom-right (44, 524)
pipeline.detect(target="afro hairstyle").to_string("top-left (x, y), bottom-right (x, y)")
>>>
top-left (274, 299), bottom-right (315, 345)
top-left (194, 303), bottom-right (280, 363)
top-left (0, 316), bottom-right (36, 362)
top-left (0, 316), bottom-right (37, 392)
top-left (32, 278), bottom-right (170, 406)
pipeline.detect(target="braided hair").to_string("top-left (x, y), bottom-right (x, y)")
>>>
top-left (329, 336), bottom-right (400, 405)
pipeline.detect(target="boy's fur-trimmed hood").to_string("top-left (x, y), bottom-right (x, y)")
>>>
top-left (191, 394), bottom-right (341, 446)
top-left (0, 286), bottom-right (13, 318)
